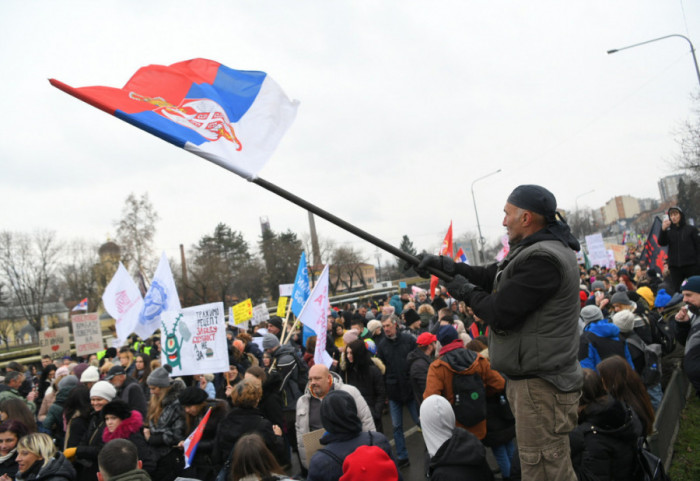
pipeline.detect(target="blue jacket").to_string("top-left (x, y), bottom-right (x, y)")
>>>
top-left (579, 320), bottom-right (634, 371)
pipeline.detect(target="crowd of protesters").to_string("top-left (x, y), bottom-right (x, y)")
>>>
top-left (0, 197), bottom-right (698, 481)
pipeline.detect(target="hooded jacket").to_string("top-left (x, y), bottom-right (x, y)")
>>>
top-left (658, 206), bottom-right (700, 267)
top-left (571, 397), bottom-right (642, 481)
top-left (269, 343), bottom-right (304, 411)
top-left (578, 320), bottom-right (634, 371)
top-left (423, 343), bottom-right (505, 439)
top-left (102, 410), bottom-right (156, 475)
top-left (306, 390), bottom-right (398, 481)
top-left (107, 469), bottom-right (152, 481)
top-left (406, 347), bottom-right (432, 407)
top-left (15, 453), bottom-right (76, 481)
top-left (341, 356), bottom-right (386, 425)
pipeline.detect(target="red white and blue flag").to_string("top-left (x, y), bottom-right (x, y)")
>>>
top-left (455, 247), bottom-right (468, 264)
top-left (430, 222), bottom-right (453, 299)
top-left (183, 407), bottom-right (212, 469)
top-left (50, 58), bottom-right (298, 180)
top-left (72, 298), bottom-right (88, 312)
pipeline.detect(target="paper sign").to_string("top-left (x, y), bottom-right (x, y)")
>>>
top-left (252, 303), bottom-right (270, 325)
top-left (160, 302), bottom-right (228, 376)
top-left (276, 297), bottom-right (288, 317)
top-left (279, 284), bottom-right (294, 297)
top-left (229, 306), bottom-right (248, 331)
top-left (71, 313), bottom-right (103, 356)
top-left (607, 250), bottom-right (616, 269)
top-left (585, 233), bottom-right (608, 268)
top-left (231, 299), bottom-right (253, 325)
top-left (399, 281), bottom-right (407, 288)
top-left (40, 327), bottom-right (71, 360)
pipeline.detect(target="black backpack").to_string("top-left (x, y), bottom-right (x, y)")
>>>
top-left (625, 335), bottom-right (662, 386)
top-left (452, 372), bottom-right (487, 427)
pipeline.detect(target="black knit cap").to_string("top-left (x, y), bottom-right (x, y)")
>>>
top-left (178, 386), bottom-right (209, 406)
top-left (507, 185), bottom-right (557, 217)
top-left (102, 399), bottom-right (132, 420)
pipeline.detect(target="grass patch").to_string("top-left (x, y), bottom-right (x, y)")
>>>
top-left (669, 393), bottom-right (700, 480)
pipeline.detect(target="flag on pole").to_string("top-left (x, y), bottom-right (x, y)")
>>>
top-left (72, 298), bottom-right (88, 312)
top-left (136, 252), bottom-right (181, 340)
top-left (297, 265), bottom-right (333, 367)
top-left (455, 247), bottom-right (468, 264)
top-left (102, 263), bottom-right (144, 345)
top-left (290, 252), bottom-right (310, 317)
top-left (495, 234), bottom-right (510, 262)
top-left (50, 58), bottom-right (298, 180)
top-left (641, 217), bottom-right (669, 273)
top-left (430, 222), bottom-right (453, 299)
top-left (183, 407), bottom-right (212, 469)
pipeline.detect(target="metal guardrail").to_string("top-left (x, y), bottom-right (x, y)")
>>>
top-left (648, 369), bottom-right (691, 470)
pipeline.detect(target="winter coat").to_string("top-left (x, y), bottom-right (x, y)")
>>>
top-left (258, 372), bottom-right (285, 429)
top-left (75, 409), bottom-right (107, 481)
top-left (341, 357), bottom-right (386, 426)
top-left (147, 380), bottom-right (186, 459)
top-left (108, 469), bottom-right (152, 481)
top-left (377, 332), bottom-right (416, 402)
top-left (118, 376), bottom-right (148, 418)
top-left (269, 343), bottom-right (305, 411)
top-left (571, 397), bottom-right (642, 481)
top-left (15, 453), bottom-right (76, 481)
top-left (102, 410), bottom-right (156, 475)
top-left (428, 428), bottom-right (494, 481)
top-left (406, 347), bottom-right (431, 407)
top-left (180, 399), bottom-right (228, 481)
top-left (0, 450), bottom-right (18, 478)
top-left (578, 320), bottom-right (634, 371)
top-left (64, 412), bottom-right (90, 449)
top-left (307, 431), bottom-right (399, 481)
top-left (423, 343), bottom-right (505, 439)
top-left (43, 386), bottom-right (71, 445)
top-left (658, 207), bottom-right (700, 267)
top-left (213, 406), bottom-right (288, 467)
top-left (295, 372), bottom-right (376, 469)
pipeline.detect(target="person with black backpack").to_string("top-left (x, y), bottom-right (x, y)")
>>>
top-left (423, 325), bottom-right (505, 441)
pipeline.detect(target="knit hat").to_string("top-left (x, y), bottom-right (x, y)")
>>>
top-left (580, 305), bottom-right (604, 325)
top-left (591, 280), bottom-right (605, 291)
top-left (636, 287), bottom-right (654, 308)
top-left (615, 283), bottom-right (628, 292)
top-left (72, 363), bottom-right (89, 382)
top-left (612, 310), bottom-right (635, 333)
top-left (416, 332), bottom-right (437, 346)
top-left (507, 184), bottom-right (557, 217)
top-left (343, 330), bottom-right (359, 345)
top-left (146, 367), bottom-right (171, 388)
top-left (58, 375), bottom-right (79, 392)
top-left (681, 276), bottom-right (700, 294)
top-left (320, 390), bottom-right (362, 436)
top-left (56, 366), bottom-right (70, 378)
top-left (178, 386), bottom-right (209, 406)
top-left (403, 309), bottom-right (420, 325)
top-left (340, 445), bottom-right (399, 481)
top-left (80, 366), bottom-right (100, 383)
top-left (261, 333), bottom-right (280, 351)
top-left (268, 316), bottom-right (283, 331)
top-left (611, 291), bottom-right (634, 306)
top-left (102, 399), bottom-right (132, 420)
top-left (367, 320), bottom-right (382, 334)
top-left (655, 289), bottom-right (672, 308)
top-left (420, 394), bottom-right (455, 457)
top-left (364, 338), bottom-right (377, 355)
top-left (90, 381), bottom-right (117, 401)
top-left (437, 325), bottom-right (458, 346)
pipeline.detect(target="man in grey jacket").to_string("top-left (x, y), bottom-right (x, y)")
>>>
top-left (295, 364), bottom-right (375, 470)
top-left (417, 184), bottom-right (583, 481)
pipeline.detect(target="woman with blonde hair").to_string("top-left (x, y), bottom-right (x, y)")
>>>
top-left (118, 347), bottom-right (136, 377)
top-left (14, 433), bottom-right (75, 481)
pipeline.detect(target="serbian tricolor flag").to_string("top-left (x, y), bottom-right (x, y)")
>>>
top-left (72, 298), bottom-right (88, 312)
top-left (430, 222), bottom-right (453, 299)
top-left (455, 247), bottom-right (468, 264)
top-left (50, 58), bottom-right (298, 180)
top-left (183, 407), bottom-right (212, 469)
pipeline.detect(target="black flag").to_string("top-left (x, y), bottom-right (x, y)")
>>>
top-left (641, 217), bottom-right (668, 272)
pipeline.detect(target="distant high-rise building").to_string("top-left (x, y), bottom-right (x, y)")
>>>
top-left (602, 195), bottom-right (640, 224)
top-left (658, 174), bottom-right (683, 203)
top-left (260, 216), bottom-right (271, 235)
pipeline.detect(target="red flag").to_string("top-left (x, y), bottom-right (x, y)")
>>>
top-left (430, 222), bottom-right (453, 299)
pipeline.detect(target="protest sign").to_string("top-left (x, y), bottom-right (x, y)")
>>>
top-left (585, 233), bottom-right (608, 267)
top-left (231, 299), bottom-right (253, 325)
top-left (160, 302), bottom-right (228, 376)
top-left (276, 297), bottom-right (288, 317)
top-left (71, 313), bottom-right (103, 356)
top-left (279, 284), bottom-right (294, 297)
top-left (252, 303), bottom-right (270, 325)
top-left (229, 306), bottom-right (248, 331)
top-left (40, 327), bottom-right (71, 360)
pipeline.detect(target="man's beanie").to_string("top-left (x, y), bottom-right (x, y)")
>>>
top-left (655, 289), bottom-right (672, 308)
top-left (591, 280), bottom-right (605, 291)
top-left (102, 399), bottom-right (132, 420)
top-left (437, 325), bottom-right (458, 346)
top-left (681, 276), bottom-right (700, 294)
top-left (72, 363), bottom-right (89, 382)
top-left (611, 291), bottom-right (633, 306)
top-left (612, 310), bottom-right (635, 334)
top-left (268, 316), bottom-right (283, 330)
top-left (507, 185), bottom-right (557, 216)
top-left (261, 333), bottom-right (280, 351)
top-left (147, 367), bottom-right (171, 388)
top-left (403, 309), bottom-right (420, 325)
top-left (58, 375), bottom-right (79, 392)
top-left (580, 305), bottom-right (604, 325)
top-left (340, 445), bottom-right (399, 481)
top-left (90, 381), bottom-right (117, 401)
top-left (178, 386), bottom-right (209, 406)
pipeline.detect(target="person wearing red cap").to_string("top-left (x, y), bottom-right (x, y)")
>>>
top-left (406, 332), bottom-right (436, 408)
top-left (339, 445), bottom-right (399, 481)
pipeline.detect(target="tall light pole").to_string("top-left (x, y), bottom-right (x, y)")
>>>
top-left (471, 169), bottom-right (501, 265)
top-left (575, 189), bottom-right (595, 213)
top-left (607, 34), bottom-right (700, 87)
top-left (573, 189), bottom-right (595, 239)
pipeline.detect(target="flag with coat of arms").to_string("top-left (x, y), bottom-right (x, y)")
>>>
top-left (136, 252), bottom-right (181, 340)
top-left (72, 298), bottom-right (88, 312)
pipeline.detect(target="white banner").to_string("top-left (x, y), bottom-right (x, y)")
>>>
top-left (102, 262), bottom-right (144, 345)
top-left (585, 233), bottom-right (608, 268)
top-left (279, 284), bottom-right (294, 297)
top-left (71, 313), bottom-right (103, 356)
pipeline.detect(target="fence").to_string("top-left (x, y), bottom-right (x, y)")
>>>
top-left (648, 368), bottom-right (691, 470)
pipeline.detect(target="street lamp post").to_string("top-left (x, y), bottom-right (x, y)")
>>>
top-left (471, 169), bottom-right (501, 265)
top-left (608, 34), bottom-right (700, 87)
top-left (574, 189), bottom-right (595, 239)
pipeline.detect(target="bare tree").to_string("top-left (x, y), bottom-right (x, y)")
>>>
top-left (329, 246), bottom-right (368, 295)
top-left (59, 239), bottom-right (101, 312)
top-left (114, 192), bottom-right (159, 276)
top-left (674, 93), bottom-right (700, 181)
top-left (0, 231), bottom-right (63, 334)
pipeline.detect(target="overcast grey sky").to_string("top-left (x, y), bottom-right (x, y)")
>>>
top-left (2, 1), bottom-right (699, 267)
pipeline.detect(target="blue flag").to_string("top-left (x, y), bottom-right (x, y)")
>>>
top-left (290, 252), bottom-right (310, 317)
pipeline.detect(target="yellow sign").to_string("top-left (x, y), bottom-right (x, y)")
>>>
top-left (276, 297), bottom-right (288, 317)
top-left (232, 299), bottom-right (253, 324)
